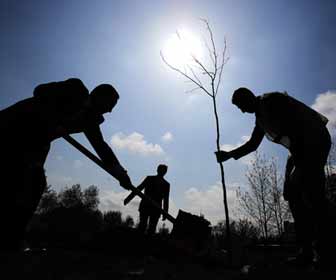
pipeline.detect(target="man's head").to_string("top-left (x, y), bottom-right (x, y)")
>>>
top-left (157, 164), bottom-right (168, 177)
top-left (90, 84), bottom-right (119, 114)
top-left (232, 87), bottom-right (257, 113)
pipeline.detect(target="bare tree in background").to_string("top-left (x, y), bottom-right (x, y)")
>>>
top-left (237, 153), bottom-right (291, 239)
top-left (160, 19), bottom-right (232, 262)
top-left (326, 125), bottom-right (336, 203)
top-left (268, 159), bottom-right (291, 236)
top-left (326, 125), bottom-right (336, 176)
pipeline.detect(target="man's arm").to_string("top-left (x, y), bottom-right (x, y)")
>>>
top-left (216, 123), bottom-right (264, 162)
top-left (84, 125), bottom-right (120, 165)
top-left (230, 123), bottom-right (264, 159)
top-left (283, 155), bottom-right (295, 201)
top-left (84, 125), bottom-right (132, 189)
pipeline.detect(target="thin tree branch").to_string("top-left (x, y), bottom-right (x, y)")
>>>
top-left (185, 86), bottom-right (202, 94)
top-left (215, 38), bottom-right (228, 97)
top-left (191, 54), bottom-right (214, 80)
top-left (201, 18), bottom-right (218, 74)
top-left (203, 35), bottom-right (216, 66)
top-left (160, 51), bottom-right (213, 97)
top-left (187, 65), bottom-right (204, 88)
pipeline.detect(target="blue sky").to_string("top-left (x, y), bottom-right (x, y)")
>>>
top-left (1, 0), bottom-right (336, 225)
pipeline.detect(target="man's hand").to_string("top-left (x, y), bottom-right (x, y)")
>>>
top-left (215, 150), bottom-right (232, 163)
top-left (109, 164), bottom-right (133, 190)
top-left (118, 171), bottom-right (133, 190)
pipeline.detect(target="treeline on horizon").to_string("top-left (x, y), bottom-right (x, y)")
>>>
top-left (23, 183), bottom-right (276, 253)
top-left (26, 183), bottom-right (261, 252)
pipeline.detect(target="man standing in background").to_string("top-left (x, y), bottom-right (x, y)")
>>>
top-left (137, 164), bottom-right (170, 235)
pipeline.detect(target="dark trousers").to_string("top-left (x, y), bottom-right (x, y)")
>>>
top-left (288, 172), bottom-right (327, 256)
top-left (0, 145), bottom-right (49, 250)
top-left (138, 210), bottom-right (160, 235)
top-left (287, 128), bottom-right (331, 258)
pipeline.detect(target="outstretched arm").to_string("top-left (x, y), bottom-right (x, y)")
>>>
top-left (283, 155), bottom-right (295, 201)
top-left (84, 125), bottom-right (132, 189)
top-left (230, 123), bottom-right (264, 159)
top-left (216, 123), bottom-right (264, 162)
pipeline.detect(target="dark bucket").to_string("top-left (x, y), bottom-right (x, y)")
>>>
top-left (170, 210), bottom-right (212, 254)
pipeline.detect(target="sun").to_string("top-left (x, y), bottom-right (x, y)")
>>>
top-left (162, 28), bottom-right (203, 68)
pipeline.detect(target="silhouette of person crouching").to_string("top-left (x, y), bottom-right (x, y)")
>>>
top-left (215, 87), bottom-right (331, 266)
top-left (0, 78), bottom-right (132, 250)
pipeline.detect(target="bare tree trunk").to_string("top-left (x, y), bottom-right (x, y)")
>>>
top-left (261, 186), bottom-right (269, 240)
top-left (212, 95), bottom-right (232, 262)
top-left (160, 19), bottom-right (232, 264)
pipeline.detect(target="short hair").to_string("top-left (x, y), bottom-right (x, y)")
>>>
top-left (90, 84), bottom-right (119, 106)
top-left (157, 164), bottom-right (168, 174)
top-left (232, 87), bottom-right (254, 105)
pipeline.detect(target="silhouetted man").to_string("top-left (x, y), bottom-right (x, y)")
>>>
top-left (215, 87), bottom-right (331, 266)
top-left (0, 78), bottom-right (133, 250)
top-left (137, 164), bottom-right (170, 235)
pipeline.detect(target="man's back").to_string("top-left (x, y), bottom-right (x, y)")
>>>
top-left (139, 175), bottom-right (170, 212)
top-left (256, 92), bottom-right (328, 145)
top-left (33, 78), bottom-right (89, 115)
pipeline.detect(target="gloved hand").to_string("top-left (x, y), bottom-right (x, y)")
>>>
top-left (110, 164), bottom-right (133, 190)
top-left (118, 171), bottom-right (133, 191)
top-left (215, 150), bottom-right (232, 163)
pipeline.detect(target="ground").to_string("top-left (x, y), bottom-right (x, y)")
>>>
top-left (0, 248), bottom-right (239, 280)
top-left (0, 246), bottom-right (332, 280)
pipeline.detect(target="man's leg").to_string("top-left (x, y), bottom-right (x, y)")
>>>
top-left (288, 191), bottom-right (315, 262)
top-left (147, 213), bottom-right (160, 235)
top-left (308, 167), bottom-right (330, 264)
top-left (297, 129), bottom-right (332, 266)
top-left (285, 163), bottom-right (316, 265)
top-left (138, 211), bottom-right (149, 233)
top-left (306, 131), bottom-right (331, 264)
top-left (0, 167), bottom-right (26, 251)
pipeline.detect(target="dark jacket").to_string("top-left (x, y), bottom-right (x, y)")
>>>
top-left (230, 92), bottom-right (329, 161)
top-left (138, 175), bottom-right (170, 215)
top-left (0, 78), bottom-right (121, 167)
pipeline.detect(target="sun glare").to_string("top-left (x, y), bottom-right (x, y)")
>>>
top-left (162, 28), bottom-right (203, 68)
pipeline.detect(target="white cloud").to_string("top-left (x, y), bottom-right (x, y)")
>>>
top-left (111, 132), bottom-right (164, 156)
top-left (73, 159), bottom-right (84, 169)
top-left (311, 91), bottom-right (336, 129)
top-left (182, 182), bottom-right (240, 226)
top-left (220, 135), bottom-right (250, 151)
top-left (220, 136), bottom-right (253, 165)
top-left (100, 189), bottom-right (140, 217)
top-left (161, 132), bottom-right (174, 143)
top-left (47, 174), bottom-right (74, 186)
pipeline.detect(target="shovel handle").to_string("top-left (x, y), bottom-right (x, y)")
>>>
top-left (63, 135), bottom-right (176, 224)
